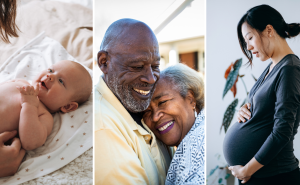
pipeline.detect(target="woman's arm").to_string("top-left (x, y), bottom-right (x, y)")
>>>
top-left (229, 157), bottom-right (264, 183)
top-left (230, 65), bottom-right (300, 182)
top-left (254, 66), bottom-right (300, 165)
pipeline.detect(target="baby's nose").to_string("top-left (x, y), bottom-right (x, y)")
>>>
top-left (47, 74), bottom-right (54, 81)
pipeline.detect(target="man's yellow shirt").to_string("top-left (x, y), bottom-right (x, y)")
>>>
top-left (94, 77), bottom-right (172, 185)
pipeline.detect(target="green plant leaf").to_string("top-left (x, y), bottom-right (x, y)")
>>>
top-left (222, 58), bottom-right (243, 98)
top-left (218, 178), bottom-right (223, 183)
top-left (225, 174), bottom-right (231, 179)
top-left (252, 74), bottom-right (257, 81)
top-left (209, 165), bottom-right (219, 176)
top-left (221, 99), bottom-right (238, 133)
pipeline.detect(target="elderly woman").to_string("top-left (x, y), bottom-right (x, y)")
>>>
top-left (143, 63), bottom-right (205, 185)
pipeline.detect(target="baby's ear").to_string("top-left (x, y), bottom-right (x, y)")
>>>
top-left (60, 102), bottom-right (78, 113)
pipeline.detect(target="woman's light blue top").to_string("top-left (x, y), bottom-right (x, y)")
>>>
top-left (166, 109), bottom-right (205, 185)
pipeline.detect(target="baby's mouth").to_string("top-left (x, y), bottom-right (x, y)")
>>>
top-left (41, 81), bottom-right (48, 90)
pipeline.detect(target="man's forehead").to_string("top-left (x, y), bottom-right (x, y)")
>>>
top-left (112, 50), bottom-right (160, 59)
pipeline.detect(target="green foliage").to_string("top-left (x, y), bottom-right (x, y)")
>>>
top-left (222, 58), bottom-right (242, 98)
top-left (224, 173), bottom-right (231, 179)
top-left (218, 178), bottom-right (223, 183)
top-left (221, 99), bottom-right (238, 133)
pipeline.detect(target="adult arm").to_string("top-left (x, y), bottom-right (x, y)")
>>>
top-left (17, 84), bottom-right (53, 151)
top-left (229, 66), bottom-right (300, 182)
top-left (0, 131), bottom-right (26, 177)
top-left (254, 66), bottom-right (300, 165)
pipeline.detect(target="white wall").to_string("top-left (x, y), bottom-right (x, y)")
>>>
top-left (206, 0), bottom-right (300, 180)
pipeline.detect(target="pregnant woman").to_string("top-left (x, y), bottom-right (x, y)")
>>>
top-left (223, 5), bottom-right (300, 185)
top-left (143, 64), bottom-right (205, 185)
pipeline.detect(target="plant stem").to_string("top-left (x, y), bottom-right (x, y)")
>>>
top-left (239, 76), bottom-right (248, 95)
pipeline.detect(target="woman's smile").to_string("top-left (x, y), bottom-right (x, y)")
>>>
top-left (157, 120), bottom-right (174, 134)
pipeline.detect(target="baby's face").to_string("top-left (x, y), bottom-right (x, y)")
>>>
top-left (33, 60), bottom-right (82, 112)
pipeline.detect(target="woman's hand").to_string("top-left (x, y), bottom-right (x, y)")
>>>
top-left (0, 131), bottom-right (26, 177)
top-left (228, 165), bottom-right (251, 183)
top-left (237, 103), bottom-right (251, 123)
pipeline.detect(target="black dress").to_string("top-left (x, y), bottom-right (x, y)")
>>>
top-left (223, 54), bottom-right (300, 184)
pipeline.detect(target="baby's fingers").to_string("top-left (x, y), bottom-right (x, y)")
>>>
top-left (16, 86), bottom-right (26, 94)
top-left (34, 83), bottom-right (40, 96)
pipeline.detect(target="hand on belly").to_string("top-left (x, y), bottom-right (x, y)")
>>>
top-left (237, 103), bottom-right (251, 123)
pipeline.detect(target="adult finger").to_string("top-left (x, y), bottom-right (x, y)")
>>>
top-left (0, 131), bottom-right (17, 143)
top-left (246, 103), bottom-right (251, 109)
top-left (237, 114), bottom-right (246, 123)
top-left (10, 137), bottom-right (22, 151)
top-left (241, 106), bottom-right (251, 116)
top-left (240, 111), bottom-right (250, 120)
top-left (240, 107), bottom-right (251, 119)
top-left (241, 176), bottom-right (251, 184)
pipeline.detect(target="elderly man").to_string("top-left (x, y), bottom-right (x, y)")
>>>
top-left (94, 19), bottom-right (172, 185)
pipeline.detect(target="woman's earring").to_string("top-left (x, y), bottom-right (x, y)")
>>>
top-left (194, 107), bottom-right (197, 118)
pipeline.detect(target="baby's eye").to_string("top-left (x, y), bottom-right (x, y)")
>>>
top-left (59, 79), bottom-right (64, 85)
top-left (249, 37), bottom-right (253, 40)
top-left (48, 68), bottom-right (53, 73)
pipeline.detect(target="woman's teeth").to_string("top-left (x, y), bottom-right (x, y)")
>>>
top-left (158, 121), bottom-right (174, 131)
top-left (133, 88), bottom-right (150, 95)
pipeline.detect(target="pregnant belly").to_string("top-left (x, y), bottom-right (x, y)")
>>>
top-left (223, 121), bottom-right (272, 166)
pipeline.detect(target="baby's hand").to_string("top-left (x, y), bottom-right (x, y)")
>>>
top-left (16, 84), bottom-right (40, 108)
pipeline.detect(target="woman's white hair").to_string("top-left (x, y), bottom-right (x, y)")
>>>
top-left (160, 63), bottom-right (204, 111)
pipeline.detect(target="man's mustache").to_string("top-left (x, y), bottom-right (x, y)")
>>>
top-left (123, 83), bottom-right (155, 89)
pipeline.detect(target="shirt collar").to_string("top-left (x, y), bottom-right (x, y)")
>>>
top-left (96, 76), bottom-right (141, 131)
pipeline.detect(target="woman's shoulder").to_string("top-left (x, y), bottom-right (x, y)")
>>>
top-left (280, 54), bottom-right (300, 68)
top-left (191, 109), bottom-right (205, 131)
top-left (166, 109), bottom-right (205, 184)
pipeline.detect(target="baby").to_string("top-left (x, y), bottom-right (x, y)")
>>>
top-left (0, 60), bottom-right (92, 151)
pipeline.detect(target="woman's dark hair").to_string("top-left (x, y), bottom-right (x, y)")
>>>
top-left (0, 0), bottom-right (19, 43)
top-left (237, 4), bottom-right (300, 66)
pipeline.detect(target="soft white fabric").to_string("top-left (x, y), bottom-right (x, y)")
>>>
top-left (18, 0), bottom-right (93, 9)
top-left (22, 148), bottom-right (93, 185)
top-left (0, 32), bottom-right (93, 185)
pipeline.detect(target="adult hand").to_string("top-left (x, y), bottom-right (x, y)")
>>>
top-left (228, 165), bottom-right (251, 183)
top-left (0, 130), bottom-right (26, 177)
top-left (237, 103), bottom-right (251, 123)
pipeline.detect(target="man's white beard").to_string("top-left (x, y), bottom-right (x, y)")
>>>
top-left (107, 74), bottom-right (153, 113)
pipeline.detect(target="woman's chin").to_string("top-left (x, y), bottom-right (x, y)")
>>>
top-left (260, 55), bottom-right (270, 61)
top-left (159, 135), bottom-right (181, 147)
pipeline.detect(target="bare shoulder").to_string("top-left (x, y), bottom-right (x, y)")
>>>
top-left (0, 78), bottom-right (30, 85)
top-left (14, 78), bottom-right (30, 84)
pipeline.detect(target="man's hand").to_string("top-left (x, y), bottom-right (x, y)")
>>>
top-left (16, 84), bottom-right (40, 108)
top-left (0, 130), bottom-right (26, 177)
